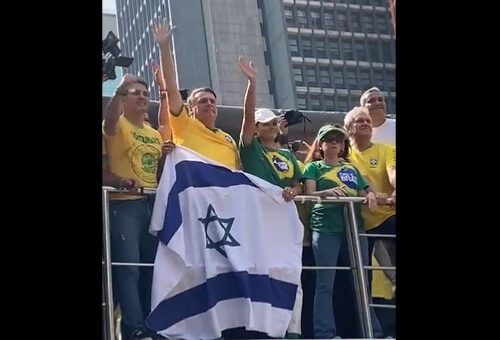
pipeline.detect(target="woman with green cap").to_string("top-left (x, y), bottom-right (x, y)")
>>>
top-left (302, 124), bottom-right (383, 339)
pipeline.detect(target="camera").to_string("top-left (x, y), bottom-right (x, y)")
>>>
top-left (102, 31), bottom-right (134, 81)
top-left (281, 109), bottom-right (311, 127)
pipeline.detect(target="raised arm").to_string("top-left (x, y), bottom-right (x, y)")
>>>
top-left (238, 56), bottom-right (257, 146)
top-left (103, 74), bottom-right (136, 135)
top-left (151, 60), bottom-right (172, 140)
top-left (152, 21), bottom-right (183, 116)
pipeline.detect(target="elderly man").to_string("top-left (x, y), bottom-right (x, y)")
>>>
top-left (360, 87), bottom-right (395, 146)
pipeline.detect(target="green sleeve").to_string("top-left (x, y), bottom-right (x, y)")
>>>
top-left (238, 137), bottom-right (259, 171)
top-left (303, 162), bottom-right (318, 181)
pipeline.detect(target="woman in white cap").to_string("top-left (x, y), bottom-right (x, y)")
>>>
top-left (237, 56), bottom-right (304, 339)
top-left (238, 57), bottom-right (302, 203)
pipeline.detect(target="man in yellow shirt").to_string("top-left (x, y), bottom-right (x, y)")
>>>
top-left (344, 106), bottom-right (396, 338)
top-left (152, 22), bottom-right (240, 171)
top-left (103, 74), bottom-right (163, 340)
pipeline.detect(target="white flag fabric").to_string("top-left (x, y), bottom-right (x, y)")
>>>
top-left (146, 146), bottom-right (303, 340)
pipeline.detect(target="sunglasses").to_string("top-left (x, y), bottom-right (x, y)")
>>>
top-left (127, 89), bottom-right (150, 97)
top-left (367, 96), bottom-right (384, 104)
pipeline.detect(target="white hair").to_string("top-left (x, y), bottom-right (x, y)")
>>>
top-left (344, 106), bottom-right (370, 130)
top-left (360, 87), bottom-right (382, 106)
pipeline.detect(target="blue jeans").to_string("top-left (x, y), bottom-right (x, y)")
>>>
top-left (312, 231), bottom-right (383, 338)
top-left (109, 197), bottom-right (158, 336)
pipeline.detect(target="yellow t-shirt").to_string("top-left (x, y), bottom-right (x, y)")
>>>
top-left (348, 143), bottom-right (396, 229)
top-left (372, 256), bottom-right (395, 300)
top-left (170, 105), bottom-right (241, 170)
top-left (104, 116), bottom-right (163, 200)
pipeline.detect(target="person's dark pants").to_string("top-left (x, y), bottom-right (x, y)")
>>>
top-left (221, 327), bottom-right (271, 339)
top-left (367, 214), bottom-right (396, 287)
top-left (301, 245), bottom-right (316, 339)
top-left (109, 197), bottom-right (158, 339)
top-left (366, 214), bottom-right (396, 338)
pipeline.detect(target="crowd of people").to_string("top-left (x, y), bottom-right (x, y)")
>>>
top-left (102, 21), bottom-right (396, 340)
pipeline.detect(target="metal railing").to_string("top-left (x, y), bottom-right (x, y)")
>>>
top-left (102, 187), bottom-right (396, 339)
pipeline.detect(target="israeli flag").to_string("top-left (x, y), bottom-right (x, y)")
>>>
top-left (147, 146), bottom-right (303, 339)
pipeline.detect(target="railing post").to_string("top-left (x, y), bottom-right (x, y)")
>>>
top-left (102, 188), bottom-right (115, 340)
top-left (344, 202), bottom-right (373, 338)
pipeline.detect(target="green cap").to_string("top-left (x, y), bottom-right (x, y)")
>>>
top-left (316, 125), bottom-right (347, 141)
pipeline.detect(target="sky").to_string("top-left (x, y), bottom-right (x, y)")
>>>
top-left (102, 0), bottom-right (116, 14)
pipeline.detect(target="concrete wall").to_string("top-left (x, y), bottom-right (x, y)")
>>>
top-left (201, 0), bottom-right (274, 108)
top-left (169, 0), bottom-right (212, 91)
top-left (102, 97), bottom-right (345, 143)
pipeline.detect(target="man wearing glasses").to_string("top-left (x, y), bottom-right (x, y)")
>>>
top-left (360, 87), bottom-right (395, 146)
top-left (103, 74), bottom-right (163, 340)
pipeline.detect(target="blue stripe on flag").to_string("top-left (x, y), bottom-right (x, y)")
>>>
top-left (146, 271), bottom-right (297, 331)
top-left (159, 160), bottom-right (257, 245)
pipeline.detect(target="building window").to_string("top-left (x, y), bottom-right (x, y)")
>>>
top-left (315, 38), bottom-right (327, 58)
top-left (288, 36), bottom-right (299, 57)
top-left (386, 70), bottom-right (395, 92)
top-left (324, 11), bottom-right (335, 30)
top-left (355, 40), bottom-right (367, 60)
top-left (301, 36), bottom-right (313, 58)
top-left (368, 41), bottom-right (380, 62)
top-left (382, 40), bottom-right (394, 63)
top-left (390, 96), bottom-right (396, 114)
top-left (349, 12), bottom-right (361, 32)
top-left (350, 95), bottom-right (361, 108)
top-left (320, 67), bottom-right (331, 87)
top-left (336, 12), bottom-right (348, 31)
top-left (375, 13), bottom-right (389, 34)
top-left (293, 66), bottom-right (304, 86)
top-left (359, 68), bottom-right (371, 90)
top-left (341, 39), bottom-right (354, 60)
top-left (310, 10), bottom-right (322, 29)
top-left (333, 67), bottom-right (345, 89)
top-left (336, 95), bottom-right (348, 111)
top-left (346, 68), bottom-right (358, 90)
top-left (327, 38), bottom-right (340, 59)
top-left (297, 94), bottom-right (307, 110)
top-left (284, 7), bottom-right (295, 25)
top-left (297, 9), bottom-right (308, 27)
top-left (373, 69), bottom-right (384, 89)
top-left (362, 13), bottom-right (375, 33)
top-left (309, 95), bottom-right (321, 110)
top-left (323, 95), bottom-right (335, 111)
top-left (306, 66), bottom-right (317, 86)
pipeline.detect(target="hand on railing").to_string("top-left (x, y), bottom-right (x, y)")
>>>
top-left (118, 177), bottom-right (140, 192)
top-left (320, 186), bottom-right (348, 197)
top-left (363, 192), bottom-right (378, 211)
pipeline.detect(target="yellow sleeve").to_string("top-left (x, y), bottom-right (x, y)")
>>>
top-left (170, 105), bottom-right (190, 136)
top-left (386, 145), bottom-right (396, 168)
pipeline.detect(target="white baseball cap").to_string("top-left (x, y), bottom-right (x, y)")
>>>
top-left (255, 108), bottom-right (278, 123)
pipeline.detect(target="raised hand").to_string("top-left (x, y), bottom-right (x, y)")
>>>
top-left (239, 56), bottom-right (256, 82)
top-left (151, 60), bottom-right (166, 90)
top-left (151, 20), bottom-right (175, 47)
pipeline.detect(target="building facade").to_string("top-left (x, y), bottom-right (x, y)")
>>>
top-left (115, 0), bottom-right (395, 113)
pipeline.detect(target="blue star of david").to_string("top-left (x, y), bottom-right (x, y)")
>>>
top-left (198, 204), bottom-right (240, 258)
